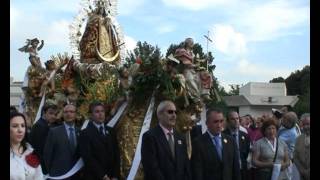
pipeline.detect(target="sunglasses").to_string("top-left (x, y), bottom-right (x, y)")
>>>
top-left (167, 110), bottom-right (177, 114)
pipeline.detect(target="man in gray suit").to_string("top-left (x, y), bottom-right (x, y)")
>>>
top-left (43, 103), bottom-right (81, 179)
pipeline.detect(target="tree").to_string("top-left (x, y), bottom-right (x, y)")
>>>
top-left (124, 41), bottom-right (164, 105)
top-left (269, 77), bottom-right (285, 83)
top-left (269, 65), bottom-right (310, 116)
top-left (285, 66), bottom-right (310, 96)
top-left (228, 84), bottom-right (241, 95)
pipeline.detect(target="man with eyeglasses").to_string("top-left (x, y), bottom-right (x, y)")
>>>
top-left (191, 108), bottom-right (240, 180)
top-left (43, 103), bottom-right (81, 179)
top-left (141, 100), bottom-right (191, 180)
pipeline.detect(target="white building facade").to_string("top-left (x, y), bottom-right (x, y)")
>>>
top-left (223, 82), bottom-right (299, 117)
top-left (10, 77), bottom-right (23, 110)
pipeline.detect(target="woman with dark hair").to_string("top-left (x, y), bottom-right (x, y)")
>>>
top-left (247, 116), bottom-right (264, 180)
top-left (10, 112), bottom-right (43, 180)
top-left (252, 118), bottom-right (290, 180)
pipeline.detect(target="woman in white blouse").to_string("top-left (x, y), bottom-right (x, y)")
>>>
top-left (252, 117), bottom-right (290, 180)
top-left (10, 112), bottom-right (44, 180)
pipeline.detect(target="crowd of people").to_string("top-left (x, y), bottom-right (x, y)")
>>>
top-left (10, 101), bottom-right (310, 180)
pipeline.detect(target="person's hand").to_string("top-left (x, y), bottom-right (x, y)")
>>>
top-left (267, 162), bottom-right (274, 168)
top-left (102, 174), bottom-right (111, 180)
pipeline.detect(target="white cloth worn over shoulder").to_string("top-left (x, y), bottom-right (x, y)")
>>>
top-left (10, 143), bottom-right (44, 180)
top-left (239, 125), bottom-right (248, 134)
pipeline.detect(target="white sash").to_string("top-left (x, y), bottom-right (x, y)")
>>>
top-left (200, 106), bottom-right (207, 134)
top-left (44, 101), bottom-right (127, 179)
top-left (127, 95), bottom-right (155, 180)
top-left (33, 91), bottom-right (46, 124)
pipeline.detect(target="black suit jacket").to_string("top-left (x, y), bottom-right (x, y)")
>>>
top-left (191, 132), bottom-right (241, 180)
top-left (141, 125), bottom-right (191, 180)
top-left (223, 128), bottom-right (250, 170)
top-left (78, 121), bottom-right (120, 180)
top-left (43, 124), bottom-right (80, 177)
top-left (29, 118), bottom-right (50, 173)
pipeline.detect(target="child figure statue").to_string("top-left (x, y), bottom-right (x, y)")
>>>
top-left (18, 38), bottom-right (44, 68)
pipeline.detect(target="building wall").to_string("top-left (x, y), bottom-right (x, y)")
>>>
top-left (239, 83), bottom-right (251, 96)
top-left (10, 78), bottom-right (23, 109)
top-left (240, 82), bottom-right (286, 96)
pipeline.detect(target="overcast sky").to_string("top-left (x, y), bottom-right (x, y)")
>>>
top-left (10, 0), bottom-right (310, 91)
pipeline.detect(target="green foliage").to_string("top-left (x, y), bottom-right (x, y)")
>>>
top-left (269, 65), bottom-right (310, 116)
top-left (206, 98), bottom-right (229, 115)
top-left (293, 89), bottom-right (310, 116)
top-left (286, 66), bottom-right (310, 116)
top-left (125, 41), bottom-right (161, 65)
top-left (165, 43), bottom-right (181, 57)
top-left (125, 41), bottom-right (180, 105)
top-left (228, 84), bottom-right (241, 96)
top-left (269, 77), bottom-right (285, 83)
top-left (285, 66), bottom-right (310, 95)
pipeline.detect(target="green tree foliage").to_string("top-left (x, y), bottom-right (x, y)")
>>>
top-left (269, 77), bottom-right (285, 83)
top-left (269, 65), bottom-right (310, 116)
top-left (285, 66), bottom-right (310, 116)
top-left (228, 84), bottom-right (241, 95)
top-left (125, 41), bottom-right (183, 106)
top-left (125, 41), bottom-right (161, 66)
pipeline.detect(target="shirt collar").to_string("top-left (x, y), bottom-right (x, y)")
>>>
top-left (64, 122), bottom-right (75, 129)
top-left (92, 121), bottom-right (104, 129)
top-left (230, 129), bottom-right (239, 136)
top-left (159, 123), bottom-right (173, 135)
top-left (207, 130), bottom-right (221, 139)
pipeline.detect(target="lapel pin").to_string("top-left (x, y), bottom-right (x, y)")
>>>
top-left (178, 140), bottom-right (182, 145)
top-left (224, 139), bottom-right (228, 143)
top-left (241, 136), bottom-right (245, 140)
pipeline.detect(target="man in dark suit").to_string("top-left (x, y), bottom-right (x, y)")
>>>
top-left (191, 108), bottom-right (241, 180)
top-left (141, 100), bottom-right (191, 180)
top-left (78, 102), bottom-right (120, 180)
top-left (29, 103), bottom-right (59, 174)
top-left (223, 110), bottom-right (250, 180)
top-left (43, 103), bottom-right (81, 179)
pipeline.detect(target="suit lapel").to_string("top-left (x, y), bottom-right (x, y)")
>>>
top-left (204, 132), bottom-right (221, 162)
top-left (155, 125), bottom-right (175, 162)
top-left (60, 125), bottom-right (75, 154)
top-left (238, 131), bottom-right (246, 150)
top-left (221, 134), bottom-right (231, 163)
top-left (174, 130), bottom-right (183, 166)
top-left (88, 121), bottom-right (104, 140)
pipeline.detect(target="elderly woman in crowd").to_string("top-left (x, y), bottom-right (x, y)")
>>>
top-left (10, 112), bottom-right (44, 180)
top-left (252, 117), bottom-right (290, 180)
top-left (293, 113), bottom-right (310, 180)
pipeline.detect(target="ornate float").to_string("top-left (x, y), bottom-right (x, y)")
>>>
top-left (18, 0), bottom-right (221, 179)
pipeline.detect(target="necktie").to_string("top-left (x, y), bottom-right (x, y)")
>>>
top-left (233, 133), bottom-right (242, 168)
top-left (214, 136), bottom-right (222, 160)
top-left (99, 125), bottom-right (105, 136)
top-left (69, 127), bottom-right (76, 149)
top-left (233, 133), bottom-right (240, 148)
top-left (167, 132), bottom-right (175, 158)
